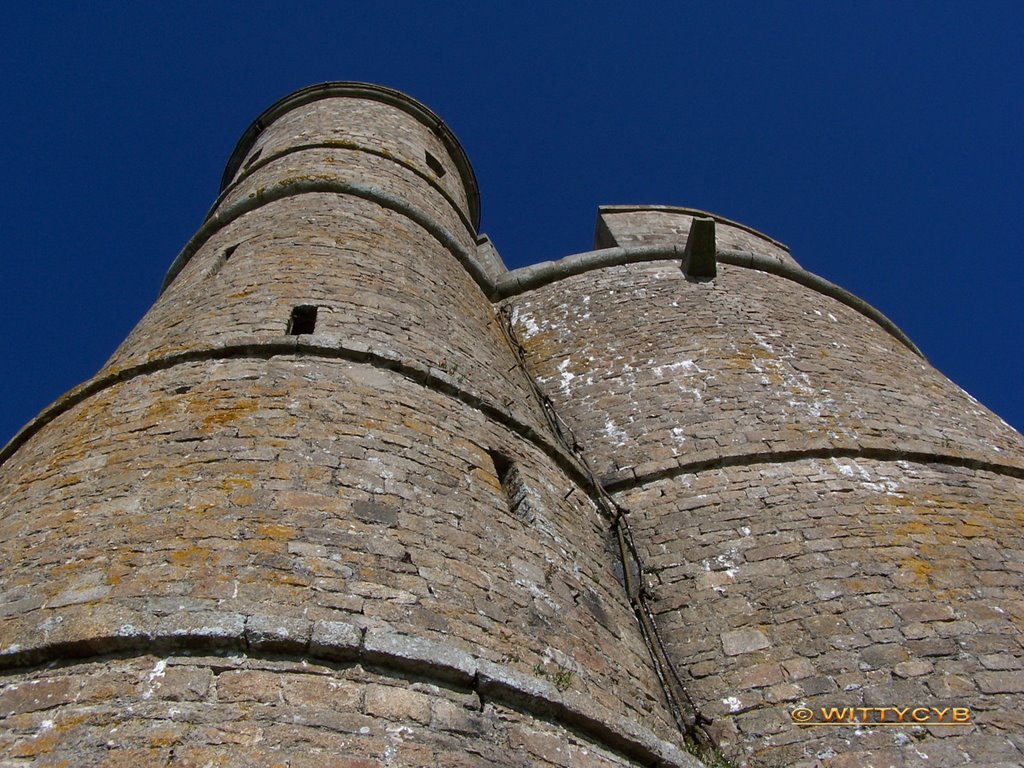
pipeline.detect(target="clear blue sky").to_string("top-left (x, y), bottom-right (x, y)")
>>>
top-left (2, 2), bottom-right (1021, 446)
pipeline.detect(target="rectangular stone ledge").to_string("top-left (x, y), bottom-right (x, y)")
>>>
top-left (476, 658), bottom-right (563, 717)
top-left (362, 629), bottom-right (477, 686)
top-left (631, 457), bottom-right (684, 483)
top-left (309, 620), bottom-right (363, 662)
top-left (245, 614), bottom-right (313, 654)
top-left (153, 612), bottom-right (247, 651)
top-left (600, 467), bottom-right (638, 488)
top-left (424, 366), bottom-right (461, 393)
top-left (474, 235), bottom-right (508, 282)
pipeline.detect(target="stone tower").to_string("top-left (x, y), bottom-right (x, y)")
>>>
top-left (1, 82), bottom-right (1022, 767)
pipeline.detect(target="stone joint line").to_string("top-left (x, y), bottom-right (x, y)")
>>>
top-left (218, 82), bottom-right (481, 226)
top-left (601, 445), bottom-right (1024, 494)
top-left (160, 178), bottom-right (490, 295)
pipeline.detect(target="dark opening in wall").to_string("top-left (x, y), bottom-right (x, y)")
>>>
top-left (425, 151), bottom-right (446, 177)
top-left (243, 148), bottom-right (263, 170)
top-left (287, 305), bottom-right (318, 335)
top-left (488, 449), bottom-right (534, 524)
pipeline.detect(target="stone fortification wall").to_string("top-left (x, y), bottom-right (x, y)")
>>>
top-left (506, 260), bottom-right (1024, 480)
top-left (3, 80), bottom-right (1022, 768)
top-left (504, 215), bottom-right (1024, 766)
top-left (0, 84), bottom-right (696, 767)
top-left (623, 459), bottom-right (1024, 767)
top-left (0, 358), bottom-right (688, 764)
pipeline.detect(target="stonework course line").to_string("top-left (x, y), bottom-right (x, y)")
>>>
top-left (601, 444), bottom-right (1024, 493)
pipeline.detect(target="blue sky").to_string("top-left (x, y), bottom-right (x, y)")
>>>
top-left (2, 2), bottom-right (1021, 445)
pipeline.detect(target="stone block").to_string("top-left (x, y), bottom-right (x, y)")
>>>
top-left (722, 628), bottom-right (770, 656)
top-left (364, 684), bottom-right (432, 724)
top-left (361, 630), bottom-right (476, 686)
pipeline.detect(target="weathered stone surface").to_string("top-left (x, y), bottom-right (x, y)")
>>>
top-left (508, 260), bottom-right (1024, 477)
top-left (616, 457), bottom-right (1024, 766)
top-left (0, 655), bottom-right (674, 766)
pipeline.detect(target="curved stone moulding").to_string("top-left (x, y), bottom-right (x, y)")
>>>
top-left (0, 620), bottom-right (699, 768)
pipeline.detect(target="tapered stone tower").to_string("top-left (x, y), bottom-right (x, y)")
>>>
top-left (1, 82), bottom-right (1022, 767)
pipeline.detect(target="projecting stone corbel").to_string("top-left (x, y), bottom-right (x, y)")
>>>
top-left (681, 217), bottom-right (717, 278)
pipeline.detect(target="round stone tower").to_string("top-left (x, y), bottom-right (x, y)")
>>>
top-left (0, 84), bottom-right (696, 766)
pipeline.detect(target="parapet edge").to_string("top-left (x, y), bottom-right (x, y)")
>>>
top-left (495, 244), bottom-right (924, 358)
top-left (596, 205), bottom-right (791, 253)
top-left (219, 82), bottom-right (481, 231)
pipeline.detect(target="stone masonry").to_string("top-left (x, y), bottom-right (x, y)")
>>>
top-left (1, 82), bottom-right (1022, 767)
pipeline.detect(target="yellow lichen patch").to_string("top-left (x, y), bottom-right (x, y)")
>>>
top-left (955, 522), bottom-right (987, 538)
top-left (106, 564), bottom-right (132, 586)
top-left (897, 556), bottom-right (934, 588)
top-left (877, 494), bottom-right (918, 508)
top-left (54, 713), bottom-right (88, 732)
top-left (256, 523), bottom-right (295, 541)
top-left (146, 728), bottom-right (181, 748)
top-left (169, 545), bottom-right (211, 565)
top-left (272, 572), bottom-right (311, 588)
top-left (469, 465), bottom-right (501, 492)
top-left (200, 398), bottom-right (260, 431)
top-left (894, 519), bottom-right (934, 539)
top-left (402, 415), bottom-right (436, 436)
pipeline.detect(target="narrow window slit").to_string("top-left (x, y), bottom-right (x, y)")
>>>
top-left (209, 244), bottom-right (239, 278)
top-left (488, 449), bottom-right (534, 523)
top-left (243, 148), bottom-right (263, 169)
top-left (425, 151), bottom-right (446, 177)
top-left (287, 305), bottom-right (318, 335)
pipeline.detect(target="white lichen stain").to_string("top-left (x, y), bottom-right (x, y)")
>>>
top-left (510, 307), bottom-right (542, 339)
top-left (604, 419), bottom-right (629, 446)
top-left (831, 457), bottom-right (900, 495)
top-left (557, 358), bottom-right (576, 396)
top-left (140, 659), bottom-right (167, 700)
